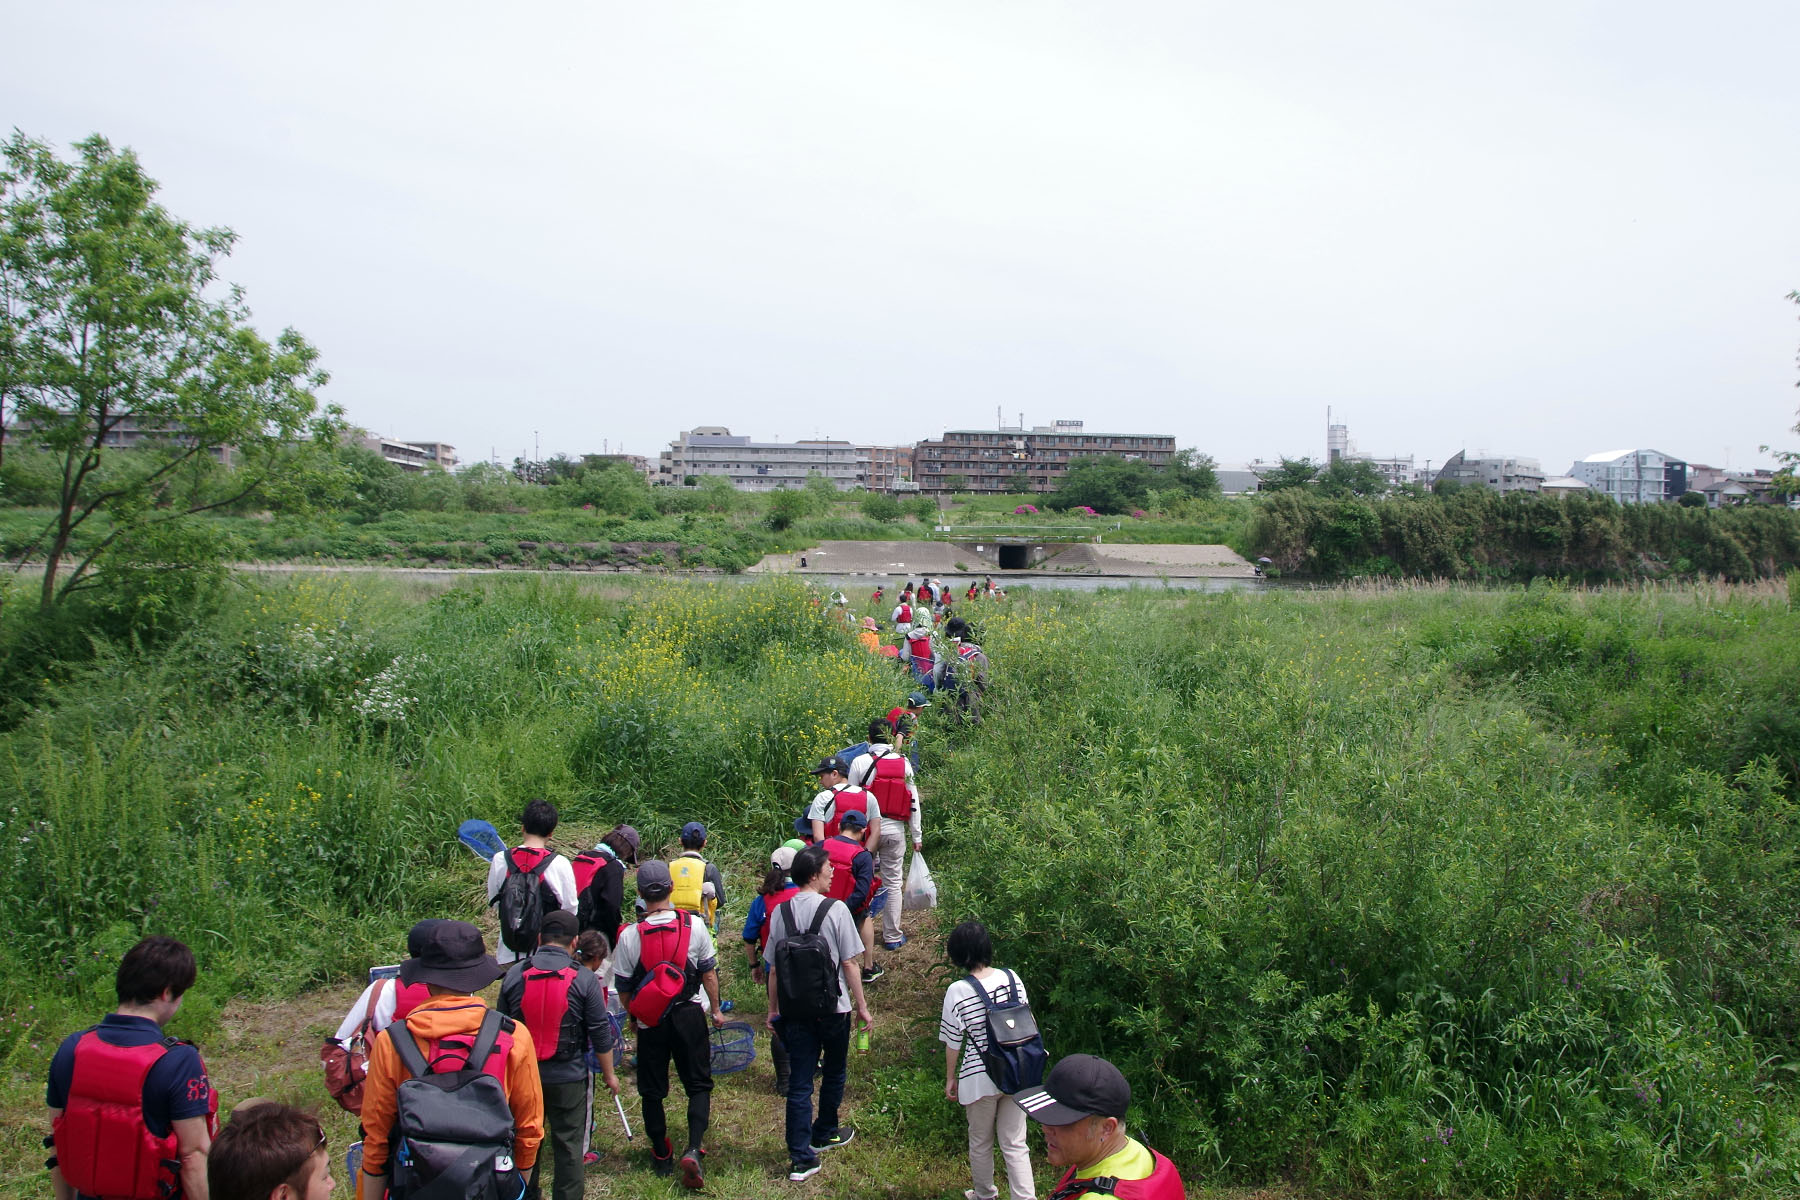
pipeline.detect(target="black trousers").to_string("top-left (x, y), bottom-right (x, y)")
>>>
top-left (635, 1001), bottom-right (712, 1153)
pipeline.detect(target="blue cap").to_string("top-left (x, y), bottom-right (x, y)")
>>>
top-left (680, 821), bottom-right (708, 846)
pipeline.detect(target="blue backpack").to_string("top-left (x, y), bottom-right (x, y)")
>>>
top-left (968, 970), bottom-right (1045, 1094)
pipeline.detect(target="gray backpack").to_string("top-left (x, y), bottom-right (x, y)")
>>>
top-left (388, 1009), bottom-right (519, 1199)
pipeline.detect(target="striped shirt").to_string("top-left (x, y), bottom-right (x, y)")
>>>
top-left (940, 968), bottom-right (1029, 1106)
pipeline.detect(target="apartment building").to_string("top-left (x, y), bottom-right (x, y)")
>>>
top-left (1569, 448), bottom-right (1688, 504)
top-left (1434, 450), bottom-right (1546, 494)
top-left (912, 420), bottom-right (1175, 494)
top-left (858, 444), bottom-right (916, 492)
top-left (658, 427), bottom-right (865, 491)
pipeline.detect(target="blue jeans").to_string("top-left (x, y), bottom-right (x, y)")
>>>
top-left (776, 1011), bottom-right (850, 1165)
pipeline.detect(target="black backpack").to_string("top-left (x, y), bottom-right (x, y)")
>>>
top-left (969, 970), bottom-right (1046, 1094)
top-left (774, 899), bottom-right (841, 1020)
top-left (388, 1009), bottom-right (519, 1199)
top-left (494, 850), bottom-right (555, 954)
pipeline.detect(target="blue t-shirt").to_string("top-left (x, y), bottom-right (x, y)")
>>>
top-left (47, 1014), bottom-right (212, 1137)
top-left (742, 894), bottom-right (769, 944)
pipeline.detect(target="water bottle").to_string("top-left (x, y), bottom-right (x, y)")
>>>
top-left (720, 999), bottom-right (735, 1013)
top-left (855, 1024), bottom-right (870, 1054)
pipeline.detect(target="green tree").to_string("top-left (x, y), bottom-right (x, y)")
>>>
top-left (944, 474), bottom-right (970, 492)
top-left (1256, 457), bottom-right (1321, 492)
top-left (766, 487), bottom-right (809, 530)
top-left (1315, 457), bottom-right (1389, 499)
top-left (859, 491), bottom-right (902, 522)
top-left (0, 133), bottom-right (336, 609)
top-left (1161, 448), bottom-right (1220, 499)
top-left (1004, 470), bottom-right (1030, 493)
top-left (1050, 454), bottom-right (1157, 513)
top-left (1678, 489), bottom-right (1708, 508)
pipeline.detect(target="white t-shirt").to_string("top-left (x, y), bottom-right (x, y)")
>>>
top-left (484, 847), bottom-right (580, 965)
top-left (762, 890), bottom-right (865, 1015)
top-left (333, 975), bottom-right (401, 1045)
top-left (940, 968), bottom-right (1031, 1106)
top-left (804, 783), bottom-right (873, 828)
top-left (612, 909), bottom-right (718, 1023)
top-left (848, 746), bottom-right (922, 843)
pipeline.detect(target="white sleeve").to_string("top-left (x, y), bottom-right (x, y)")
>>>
top-left (547, 855), bottom-right (579, 913)
top-left (848, 754), bottom-right (874, 787)
top-left (333, 982), bottom-right (380, 1044)
top-left (485, 850), bottom-right (508, 901)
top-left (804, 789), bottom-right (835, 822)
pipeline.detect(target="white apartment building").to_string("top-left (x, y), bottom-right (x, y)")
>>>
top-left (1434, 450), bottom-right (1545, 494)
top-left (1568, 449), bottom-right (1688, 504)
top-left (659, 427), bottom-right (865, 491)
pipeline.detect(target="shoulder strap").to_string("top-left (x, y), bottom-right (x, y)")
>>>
top-left (806, 897), bottom-right (835, 935)
top-left (780, 899), bottom-right (800, 938)
top-left (528, 853), bottom-right (554, 879)
top-left (466, 1007), bottom-right (505, 1068)
top-left (389, 1019), bottom-right (431, 1079)
top-left (966, 972), bottom-right (996, 1010)
top-left (359, 978), bottom-right (393, 1040)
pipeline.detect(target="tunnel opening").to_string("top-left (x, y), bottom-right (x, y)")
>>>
top-left (997, 544), bottom-right (1030, 570)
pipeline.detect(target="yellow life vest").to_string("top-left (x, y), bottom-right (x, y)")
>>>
top-left (669, 855), bottom-right (715, 924)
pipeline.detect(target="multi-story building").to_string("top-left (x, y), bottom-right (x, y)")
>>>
top-left (1569, 448), bottom-right (1687, 504)
top-left (858, 445), bottom-right (916, 492)
top-left (912, 420), bottom-right (1175, 494)
top-left (1434, 450), bottom-right (1545, 494)
top-left (658, 427), bottom-right (865, 491)
top-left (361, 434), bottom-right (456, 472)
top-left (1686, 464), bottom-right (1781, 507)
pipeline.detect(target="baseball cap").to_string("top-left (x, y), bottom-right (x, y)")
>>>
top-left (782, 838), bottom-right (807, 853)
top-left (538, 910), bottom-right (578, 942)
top-left (811, 756), bottom-right (849, 775)
top-left (679, 821), bottom-right (707, 846)
top-left (637, 859), bottom-right (674, 900)
top-left (771, 845), bottom-right (798, 872)
top-left (1017, 1054), bottom-right (1132, 1125)
top-left (836, 808), bottom-right (869, 830)
top-left (861, 617), bottom-right (879, 630)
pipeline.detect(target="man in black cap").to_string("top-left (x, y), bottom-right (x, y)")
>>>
top-left (355, 920), bottom-right (545, 1200)
top-left (802, 755), bottom-right (876, 848)
top-left (612, 859), bottom-right (724, 1189)
top-left (499, 910), bottom-right (619, 1200)
top-left (1016, 1054), bottom-right (1186, 1199)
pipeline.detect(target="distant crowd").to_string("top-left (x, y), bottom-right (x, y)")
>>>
top-left (45, 588), bottom-right (1185, 1200)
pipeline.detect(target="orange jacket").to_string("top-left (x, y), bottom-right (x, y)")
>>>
top-left (357, 994), bottom-right (544, 1189)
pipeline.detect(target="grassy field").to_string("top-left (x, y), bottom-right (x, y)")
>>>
top-left (0, 573), bottom-right (1797, 1197)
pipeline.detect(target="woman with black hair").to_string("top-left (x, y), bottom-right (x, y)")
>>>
top-left (940, 921), bottom-right (1037, 1200)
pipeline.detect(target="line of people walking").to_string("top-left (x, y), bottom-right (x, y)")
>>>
top-left (44, 590), bottom-right (1184, 1199)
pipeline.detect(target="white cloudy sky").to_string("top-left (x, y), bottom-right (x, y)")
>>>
top-left (7, 1), bottom-right (1798, 473)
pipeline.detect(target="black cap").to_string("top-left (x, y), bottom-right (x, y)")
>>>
top-left (811, 756), bottom-right (849, 775)
top-left (538, 910), bottom-right (578, 942)
top-left (1017, 1054), bottom-right (1132, 1125)
top-left (637, 859), bottom-right (674, 900)
top-left (398, 920), bottom-right (504, 993)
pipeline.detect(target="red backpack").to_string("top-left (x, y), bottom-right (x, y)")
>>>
top-left (626, 913), bottom-right (695, 1027)
top-left (519, 964), bottom-right (578, 1060)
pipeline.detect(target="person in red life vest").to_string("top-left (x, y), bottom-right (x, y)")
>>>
top-left (612, 860), bottom-right (725, 1189)
top-left (1017, 1055), bottom-right (1185, 1200)
top-left (498, 910), bottom-right (620, 1200)
top-left (940, 616), bottom-right (992, 722)
top-left (847, 719), bottom-right (923, 951)
top-left (802, 755), bottom-right (877, 847)
top-left (571, 823), bottom-right (638, 941)
top-left (486, 799), bottom-right (580, 966)
top-left (904, 625), bottom-right (937, 687)
top-left (355, 921), bottom-right (545, 1200)
top-left (823, 808), bottom-right (887, 983)
top-left (967, 580), bottom-right (980, 602)
top-left (870, 584), bottom-right (884, 606)
top-left (324, 920), bottom-right (443, 1116)
top-left (48, 935), bottom-right (217, 1200)
top-left (742, 846), bottom-right (803, 1096)
top-left (209, 1101), bottom-right (333, 1200)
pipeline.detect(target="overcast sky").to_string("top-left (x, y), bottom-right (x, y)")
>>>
top-left (7, 1), bottom-right (1798, 474)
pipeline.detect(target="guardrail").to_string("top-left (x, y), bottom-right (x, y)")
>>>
top-left (922, 525), bottom-right (1112, 543)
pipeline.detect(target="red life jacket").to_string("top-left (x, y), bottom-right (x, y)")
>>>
top-left (1047, 1151), bottom-right (1185, 1200)
top-left (53, 1030), bottom-right (219, 1200)
top-left (519, 964), bottom-right (578, 1061)
top-left (895, 602), bottom-right (912, 624)
top-left (401, 1007), bottom-right (515, 1084)
top-left (392, 979), bottom-right (431, 1022)
top-left (906, 631), bottom-right (934, 669)
top-left (866, 749), bottom-right (912, 820)
top-left (756, 885), bottom-right (803, 949)
top-left (823, 785), bottom-right (872, 839)
top-left (823, 835), bottom-right (867, 902)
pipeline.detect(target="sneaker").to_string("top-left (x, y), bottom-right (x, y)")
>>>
top-left (680, 1147), bottom-right (705, 1190)
top-left (810, 1126), bottom-right (855, 1152)
top-left (788, 1161), bottom-right (822, 1182)
top-left (883, 934), bottom-right (908, 951)
top-left (652, 1138), bottom-right (675, 1178)
top-left (584, 1151), bottom-right (601, 1166)
top-left (861, 963), bottom-right (886, 983)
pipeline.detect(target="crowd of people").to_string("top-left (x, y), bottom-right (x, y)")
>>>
top-left (43, 588), bottom-right (1184, 1200)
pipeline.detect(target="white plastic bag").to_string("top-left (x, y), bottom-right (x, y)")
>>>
top-left (903, 852), bottom-right (938, 910)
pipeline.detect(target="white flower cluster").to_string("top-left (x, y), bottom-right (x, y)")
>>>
top-left (351, 654), bottom-right (423, 724)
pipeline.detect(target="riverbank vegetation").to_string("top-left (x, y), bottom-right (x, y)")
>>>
top-left (0, 572), bottom-right (1796, 1196)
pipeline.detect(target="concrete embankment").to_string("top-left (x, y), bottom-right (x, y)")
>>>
top-left (751, 539), bottom-right (1256, 578)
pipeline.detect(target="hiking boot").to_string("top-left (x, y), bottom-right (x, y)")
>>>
top-left (652, 1137), bottom-right (675, 1177)
top-left (788, 1160), bottom-right (822, 1182)
top-left (680, 1147), bottom-right (705, 1190)
top-left (810, 1126), bottom-right (855, 1152)
top-left (861, 963), bottom-right (886, 983)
